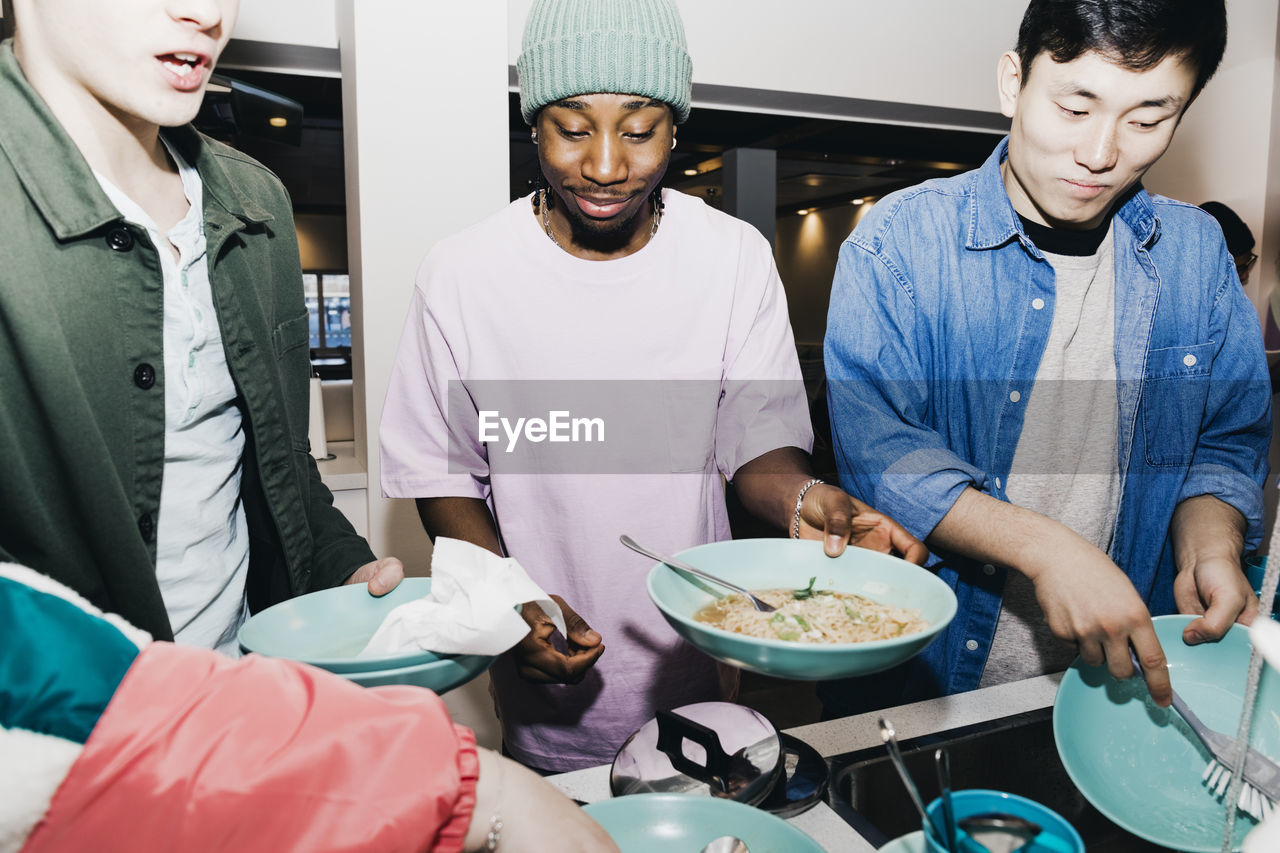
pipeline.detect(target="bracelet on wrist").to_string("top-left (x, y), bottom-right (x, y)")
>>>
top-left (484, 756), bottom-right (503, 851)
top-left (484, 814), bottom-right (503, 851)
top-left (791, 478), bottom-right (824, 539)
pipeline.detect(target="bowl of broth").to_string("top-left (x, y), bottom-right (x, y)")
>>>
top-left (645, 538), bottom-right (956, 680)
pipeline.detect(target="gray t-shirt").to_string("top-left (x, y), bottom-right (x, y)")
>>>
top-left (979, 227), bottom-right (1121, 687)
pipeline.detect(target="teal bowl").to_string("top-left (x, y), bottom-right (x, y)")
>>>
top-left (924, 789), bottom-right (1083, 853)
top-left (237, 578), bottom-right (494, 693)
top-left (582, 793), bottom-right (824, 853)
top-left (646, 538), bottom-right (956, 680)
top-left (1054, 614), bottom-right (1280, 851)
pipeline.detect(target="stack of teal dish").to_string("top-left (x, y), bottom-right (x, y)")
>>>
top-left (584, 793), bottom-right (825, 852)
top-left (237, 578), bottom-right (494, 693)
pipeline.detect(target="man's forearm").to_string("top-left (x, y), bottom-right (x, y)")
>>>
top-left (415, 496), bottom-right (503, 556)
top-left (929, 486), bottom-right (1102, 580)
top-left (1169, 494), bottom-right (1247, 575)
top-left (731, 446), bottom-right (816, 531)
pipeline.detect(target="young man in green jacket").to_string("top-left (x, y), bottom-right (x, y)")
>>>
top-left (0, 0), bottom-right (403, 648)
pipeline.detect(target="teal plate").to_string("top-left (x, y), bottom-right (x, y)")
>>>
top-left (237, 578), bottom-right (494, 693)
top-left (1054, 614), bottom-right (1280, 851)
top-left (334, 651), bottom-right (493, 692)
top-left (582, 793), bottom-right (824, 853)
top-left (647, 538), bottom-right (956, 680)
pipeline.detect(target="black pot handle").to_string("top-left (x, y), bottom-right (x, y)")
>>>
top-left (655, 708), bottom-right (734, 791)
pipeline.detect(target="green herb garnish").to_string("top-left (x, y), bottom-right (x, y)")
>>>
top-left (793, 576), bottom-right (818, 600)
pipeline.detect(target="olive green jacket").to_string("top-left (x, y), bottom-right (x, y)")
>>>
top-left (0, 41), bottom-right (374, 639)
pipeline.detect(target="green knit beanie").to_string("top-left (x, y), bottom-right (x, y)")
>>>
top-left (517, 0), bottom-right (693, 125)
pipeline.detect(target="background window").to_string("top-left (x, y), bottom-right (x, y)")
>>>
top-left (304, 271), bottom-right (353, 378)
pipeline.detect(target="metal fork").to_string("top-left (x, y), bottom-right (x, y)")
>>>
top-left (1130, 649), bottom-right (1280, 817)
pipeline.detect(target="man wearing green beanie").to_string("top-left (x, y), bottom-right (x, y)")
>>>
top-left (381, 0), bottom-right (925, 772)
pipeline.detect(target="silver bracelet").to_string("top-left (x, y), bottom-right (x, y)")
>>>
top-left (484, 814), bottom-right (503, 851)
top-left (791, 478), bottom-right (825, 538)
top-left (484, 756), bottom-right (503, 851)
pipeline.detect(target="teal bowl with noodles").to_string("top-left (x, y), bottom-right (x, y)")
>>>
top-left (646, 538), bottom-right (956, 680)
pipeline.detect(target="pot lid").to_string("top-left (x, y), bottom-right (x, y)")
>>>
top-left (759, 732), bottom-right (830, 818)
top-left (610, 701), bottom-right (782, 806)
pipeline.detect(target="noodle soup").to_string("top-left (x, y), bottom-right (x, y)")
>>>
top-left (695, 586), bottom-right (928, 644)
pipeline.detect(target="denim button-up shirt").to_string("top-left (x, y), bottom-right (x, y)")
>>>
top-left (822, 138), bottom-right (1271, 710)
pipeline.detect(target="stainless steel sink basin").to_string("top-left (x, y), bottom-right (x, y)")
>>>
top-left (825, 708), bottom-right (1171, 851)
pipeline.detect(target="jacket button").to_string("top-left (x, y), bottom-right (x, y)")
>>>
top-left (106, 227), bottom-right (134, 252)
top-left (133, 363), bottom-right (156, 389)
top-left (137, 513), bottom-right (154, 542)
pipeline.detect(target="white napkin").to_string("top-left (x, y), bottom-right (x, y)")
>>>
top-left (358, 537), bottom-right (565, 658)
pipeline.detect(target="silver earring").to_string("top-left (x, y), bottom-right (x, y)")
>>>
top-left (671, 137), bottom-right (677, 150)
top-left (531, 130), bottom-right (539, 145)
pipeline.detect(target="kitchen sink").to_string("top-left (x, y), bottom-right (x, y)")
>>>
top-left (825, 708), bottom-right (1172, 851)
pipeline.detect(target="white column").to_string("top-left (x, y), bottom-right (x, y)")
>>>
top-left (338, 0), bottom-right (509, 747)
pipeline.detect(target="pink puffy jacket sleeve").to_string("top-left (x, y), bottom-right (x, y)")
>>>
top-left (22, 644), bottom-right (479, 853)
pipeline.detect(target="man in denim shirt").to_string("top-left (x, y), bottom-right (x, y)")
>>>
top-left (822, 0), bottom-right (1271, 715)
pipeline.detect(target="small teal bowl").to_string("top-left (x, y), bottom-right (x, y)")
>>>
top-left (237, 578), bottom-right (494, 693)
top-left (646, 538), bottom-right (956, 680)
top-left (1054, 614), bottom-right (1280, 851)
top-left (583, 792), bottom-right (824, 852)
top-left (924, 789), bottom-right (1083, 853)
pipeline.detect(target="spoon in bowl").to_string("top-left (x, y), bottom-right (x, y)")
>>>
top-left (879, 717), bottom-right (948, 845)
top-left (619, 535), bottom-right (776, 612)
top-left (700, 836), bottom-right (750, 853)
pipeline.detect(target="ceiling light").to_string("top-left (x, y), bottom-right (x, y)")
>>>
top-left (268, 116), bottom-right (289, 128)
top-left (852, 198), bottom-right (865, 205)
top-left (683, 168), bottom-right (698, 176)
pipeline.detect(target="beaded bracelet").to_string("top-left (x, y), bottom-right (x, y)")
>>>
top-left (791, 478), bottom-right (824, 538)
top-left (484, 814), bottom-right (503, 851)
top-left (484, 758), bottom-right (503, 851)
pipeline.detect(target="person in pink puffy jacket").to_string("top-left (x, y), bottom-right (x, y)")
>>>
top-left (0, 562), bottom-right (617, 853)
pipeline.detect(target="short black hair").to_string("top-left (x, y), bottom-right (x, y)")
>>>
top-left (1, 0), bottom-right (14, 40)
top-left (1199, 201), bottom-right (1255, 255)
top-left (1016, 0), bottom-right (1228, 97)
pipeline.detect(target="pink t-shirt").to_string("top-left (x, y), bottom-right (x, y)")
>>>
top-left (380, 189), bottom-right (812, 770)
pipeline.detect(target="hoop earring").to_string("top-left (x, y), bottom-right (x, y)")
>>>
top-left (670, 136), bottom-right (677, 150)
top-left (531, 129), bottom-right (539, 145)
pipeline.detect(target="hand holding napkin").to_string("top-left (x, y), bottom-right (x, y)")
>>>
top-left (358, 537), bottom-right (565, 658)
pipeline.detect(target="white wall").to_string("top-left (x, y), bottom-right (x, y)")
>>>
top-left (1144, 1), bottom-right (1280, 318)
top-left (336, 0), bottom-right (510, 747)
top-left (233, 0), bottom-right (338, 48)
top-left (508, 0), bottom-right (1026, 116)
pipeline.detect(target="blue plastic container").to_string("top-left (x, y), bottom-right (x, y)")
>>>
top-left (923, 789), bottom-right (1083, 853)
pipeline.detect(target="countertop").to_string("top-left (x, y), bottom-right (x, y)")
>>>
top-left (314, 440), bottom-right (366, 491)
top-left (548, 673), bottom-right (1062, 851)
